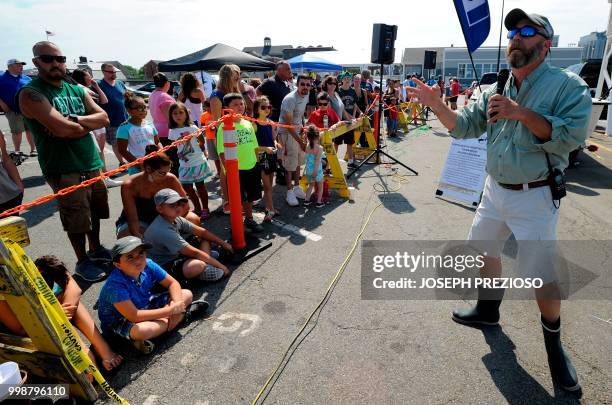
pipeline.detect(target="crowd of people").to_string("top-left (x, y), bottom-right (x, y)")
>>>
top-left (0, 42), bottom-right (387, 368)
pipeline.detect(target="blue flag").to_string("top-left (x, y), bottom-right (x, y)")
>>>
top-left (453, 0), bottom-right (491, 53)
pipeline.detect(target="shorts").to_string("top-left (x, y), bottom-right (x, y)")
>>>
top-left (46, 169), bottom-right (109, 234)
top-left (178, 163), bottom-right (212, 184)
top-left (205, 138), bottom-right (219, 160)
top-left (467, 176), bottom-right (559, 283)
top-left (105, 126), bottom-right (118, 146)
top-left (109, 292), bottom-right (170, 340)
top-left (278, 132), bottom-right (305, 172)
top-left (5, 111), bottom-right (25, 134)
top-left (239, 166), bottom-right (263, 202)
top-left (0, 193), bottom-right (23, 216)
top-left (333, 130), bottom-right (355, 146)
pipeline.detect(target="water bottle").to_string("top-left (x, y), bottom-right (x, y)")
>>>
top-left (323, 114), bottom-right (329, 129)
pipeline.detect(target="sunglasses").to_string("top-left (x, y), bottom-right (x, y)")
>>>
top-left (298, 82), bottom-right (312, 87)
top-left (36, 55), bottom-right (67, 64)
top-left (260, 105), bottom-right (272, 110)
top-left (328, 82), bottom-right (338, 86)
top-left (102, 70), bottom-right (117, 74)
top-left (507, 25), bottom-right (549, 40)
top-left (130, 105), bottom-right (147, 112)
top-left (318, 102), bottom-right (328, 106)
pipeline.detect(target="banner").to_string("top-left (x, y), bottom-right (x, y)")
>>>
top-left (435, 134), bottom-right (487, 207)
top-left (453, 0), bottom-right (491, 53)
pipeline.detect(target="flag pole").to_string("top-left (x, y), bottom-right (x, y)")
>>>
top-left (496, 0), bottom-right (505, 71)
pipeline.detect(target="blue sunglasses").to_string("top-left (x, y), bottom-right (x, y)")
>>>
top-left (507, 25), bottom-right (549, 40)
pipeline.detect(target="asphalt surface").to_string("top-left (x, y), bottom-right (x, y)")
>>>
top-left (1, 111), bottom-right (610, 405)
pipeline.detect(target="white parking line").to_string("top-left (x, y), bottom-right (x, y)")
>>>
top-left (252, 212), bottom-right (322, 242)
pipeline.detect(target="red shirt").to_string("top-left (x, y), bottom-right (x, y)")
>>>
top-left (308, 108), bottom-right (340, 129)
top-left (451, 81), bottom-right (460, 96)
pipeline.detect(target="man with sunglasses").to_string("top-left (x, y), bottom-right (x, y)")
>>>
top-left (18, 41), bottom-right (112, 283)
top-left (98, 63), bottom-right (128, 169)
top-left (406, 9), bottom-right (591, 393)
top-left (278, 74), bottom-right (311, 206)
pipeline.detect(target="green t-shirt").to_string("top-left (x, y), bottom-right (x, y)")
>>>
top-left (19, 78), bottom-right (103, 176)
top-left (216, 119), bottom-right (259, 170)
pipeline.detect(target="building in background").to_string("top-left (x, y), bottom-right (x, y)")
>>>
top-left (402, 46), bottom-right (583, 87)
top-left (579, 31), bottom-right (606, 61)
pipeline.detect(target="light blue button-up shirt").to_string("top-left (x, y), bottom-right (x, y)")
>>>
top-left (451, 62), bottom-right (592, 184)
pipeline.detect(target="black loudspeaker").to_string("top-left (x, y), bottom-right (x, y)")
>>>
top-left (424, 50), bottom-right (437, 69)
top-left (371, 24), bottom-right (397, 64)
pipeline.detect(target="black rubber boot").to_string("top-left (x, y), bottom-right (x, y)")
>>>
top-left (452, 288), bottom-right (504, 326)
top-left (541, 315), bottom-right (581, 392)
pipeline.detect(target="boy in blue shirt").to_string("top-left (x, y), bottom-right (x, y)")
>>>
top-left (98, 236), bottom-right (209, 353)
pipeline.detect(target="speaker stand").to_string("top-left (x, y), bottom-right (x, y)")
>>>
top-left (346, 63), bottom-right (418, 179)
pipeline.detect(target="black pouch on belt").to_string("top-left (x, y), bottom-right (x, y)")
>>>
top-left (545, 153), bottom-right (566, 201)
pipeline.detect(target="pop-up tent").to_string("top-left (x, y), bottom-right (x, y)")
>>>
top-left (286, 53), bottom-right (342, 72)
top-left (158, 43), bottom-right (275, 72)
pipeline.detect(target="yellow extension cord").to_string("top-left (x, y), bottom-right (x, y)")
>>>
top-left (252, 169), bottom-right (410, 404)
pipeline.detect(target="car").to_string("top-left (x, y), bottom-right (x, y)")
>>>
top-left (469, 72), bottom-right (497, 103)
top-left (135, 81), bottom-right (181, 98)
top-left (125, 85), bottom-right (151, 102)
top-left (565, 60), bottom-right (609, 119)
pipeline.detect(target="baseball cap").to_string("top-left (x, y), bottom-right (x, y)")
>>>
top-left (7, 59), bottom-right (26, 66)
top-left (504, 8), bottom-right (554, 39)
top-left (153, 188), bottom-right (188, 205)
top-left (111, 236), bottom-right (152, 261)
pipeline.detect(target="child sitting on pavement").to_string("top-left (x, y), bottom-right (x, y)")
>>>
top-left (144, 188), bottom-right (233, 282)
top-left (0, 256), bottom-right (123, 372)
top-left (98, 236), bottom-right (209, 354)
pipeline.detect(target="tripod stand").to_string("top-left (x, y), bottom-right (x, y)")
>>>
top-left (346, 63), bottom-right (418, 179)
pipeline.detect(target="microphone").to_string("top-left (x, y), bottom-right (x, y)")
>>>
top-left (490, 69), bottom-right (510, 118)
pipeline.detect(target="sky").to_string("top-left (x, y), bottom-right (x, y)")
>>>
top-left (0, 0), bottom-right (608, 70)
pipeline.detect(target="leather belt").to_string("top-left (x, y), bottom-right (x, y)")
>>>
top-left (497, 180), bottom-right (548, 191)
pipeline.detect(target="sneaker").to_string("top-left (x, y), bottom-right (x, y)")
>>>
top-left (105, 178), bottom-right (123, 188)
top-left (198, 265), bottom-right (225, 281)
top-left (293, 186), bottom-right (307, 200)
top-left (210, 249), bottom-right (220, 259)
top-left (315, 201), bottom-right (326, 208)
top-left (183, 299), bottom-right (210, 323)
top-left (244, 218), bottom-right (264, 233)
top-left (88, 246), bottom-right (112, 261)
top-left (74, 259), bottom-right (107, 282)
top-left (286, 190), bottom-right (299, 207)
top-left (29, 151), bottom-right (38, 157)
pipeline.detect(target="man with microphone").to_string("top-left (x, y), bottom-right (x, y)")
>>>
top-left (407, 9), bottom-right (591, 392)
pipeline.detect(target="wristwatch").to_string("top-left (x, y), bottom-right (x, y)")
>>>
top-left (65, 113), bottom-right (79, 123)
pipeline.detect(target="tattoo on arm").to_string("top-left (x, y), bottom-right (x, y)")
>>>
top-left (25, 90), bottom-right (44, 103)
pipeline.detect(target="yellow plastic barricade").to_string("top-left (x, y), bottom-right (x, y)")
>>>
top-left (343, 116), bottom-right (377, 161)
top-left (0, 216), bottom-right (128, 404)
top-left (398, 101), bottom-right (427, 131)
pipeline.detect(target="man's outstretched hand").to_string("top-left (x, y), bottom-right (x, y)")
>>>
top-left (405, 78), bottom-right (441, 108)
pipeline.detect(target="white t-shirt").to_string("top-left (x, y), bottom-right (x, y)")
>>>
top-left (278, 89), bottom-right (308, 135)
top-left (184, 98), bottom-right (203, 126)
top-left (116, 121), bottom-right (158, 158)
top-left (168, 125), bottom-right (205, 168)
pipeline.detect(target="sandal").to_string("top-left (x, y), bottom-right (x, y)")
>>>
top-left (200, 209), bottom-right (211, 221)
top-left (263, 210), bottom-right (275, 222)
top-left (132, 339), bottom-right (155, 354)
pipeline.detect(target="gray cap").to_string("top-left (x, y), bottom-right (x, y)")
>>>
top-left (153, 188), bottom-right (188, 206)
top-left (7, 59), bottom-right (26, 66)
top-left (111, 236), bottom-right (152, 261)
top-left (504, 8), bottom-right (554, 39)
top-left (504, 8), bottom-right (555, 39)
